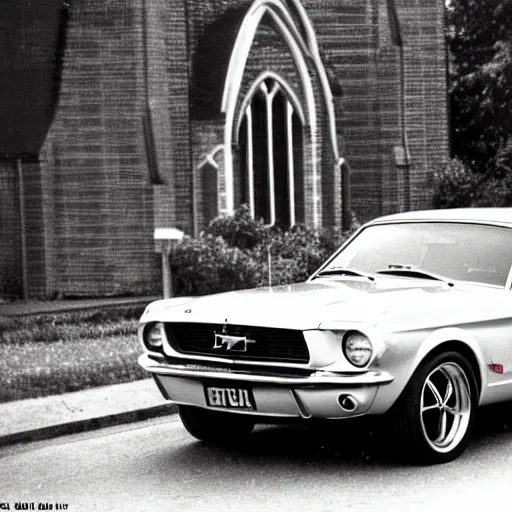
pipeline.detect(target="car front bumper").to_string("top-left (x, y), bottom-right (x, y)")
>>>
top-left (139, 353), bottom-right (394, 419)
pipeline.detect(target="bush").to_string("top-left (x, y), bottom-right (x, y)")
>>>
top-left (432, 159), bottom-right (479, 209)
top-left (205, 204), bottom-right (267, 250)
top-left (171, 234), bottom-right (264, 296)
top-left (249, 224), bottom-right (352, 286)
top-left (171, 208), bottom-right (357, 294)
top-left (432, 156), bottom-right (512, 208)
top-left (476, 139), bottom-right (512, 206)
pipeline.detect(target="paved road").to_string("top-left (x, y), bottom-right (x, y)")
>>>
top-left (1, 410), bottom-right (512, 512)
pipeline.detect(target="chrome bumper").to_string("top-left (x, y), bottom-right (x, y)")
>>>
top-left (139, 353), bottom-right (394, 419)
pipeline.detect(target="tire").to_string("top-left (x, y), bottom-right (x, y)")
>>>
top-left (178, 405), bottom-right (255, 446)
top-left (388, 350), bottom-right (478, 464)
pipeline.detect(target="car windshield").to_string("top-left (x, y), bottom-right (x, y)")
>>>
top-left (320, 222), bottom-right (512, 287)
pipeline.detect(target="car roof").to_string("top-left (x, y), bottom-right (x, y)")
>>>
top-left (370, 207), bottom-right (512, 226)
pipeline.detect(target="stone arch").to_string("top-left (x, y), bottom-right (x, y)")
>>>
top-left (221, 0), bottom-right (342, 227)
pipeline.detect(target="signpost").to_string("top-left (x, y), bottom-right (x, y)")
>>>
top-left (154, 228), bottom-right (184, 298)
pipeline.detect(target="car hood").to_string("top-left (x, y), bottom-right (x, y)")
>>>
top-left (142, 277), bottom-right (478, 331)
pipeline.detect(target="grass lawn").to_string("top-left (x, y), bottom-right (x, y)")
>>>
top-left (0, 305), bottom-right (148, 402)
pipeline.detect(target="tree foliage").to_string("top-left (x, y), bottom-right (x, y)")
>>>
top-left (448, 0), bottom-right (512, 175)
top-left (433, 157), bottom-right (512, 209)
top-left (432, 158), bottom-right (479, 209)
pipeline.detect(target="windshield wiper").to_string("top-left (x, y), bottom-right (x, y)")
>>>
top-left (377, 267), bottom-right (454, 287)
top-left (314, 267), bottom-right (375, 281)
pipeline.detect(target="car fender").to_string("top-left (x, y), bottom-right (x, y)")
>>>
top-left (368, 326), bottom-right (488, 415)
top-left (411, 327), bottom-right (488, 403)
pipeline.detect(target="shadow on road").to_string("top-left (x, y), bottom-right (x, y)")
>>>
top-left (474, 401), bottom-right (512, 437)
top-left (166, 400), bottom-right (512, 468)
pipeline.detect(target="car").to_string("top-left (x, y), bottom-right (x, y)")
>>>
top-left (138, 207), bottom-right (512, 464)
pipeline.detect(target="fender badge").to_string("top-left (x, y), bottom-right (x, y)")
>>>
top-left (185, 309), bottom-right (192, 314)
top-left (489, 363), bottom-right (504, 374)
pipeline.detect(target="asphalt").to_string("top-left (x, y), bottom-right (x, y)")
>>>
top-left (0, 296), bottom-right (177, 448)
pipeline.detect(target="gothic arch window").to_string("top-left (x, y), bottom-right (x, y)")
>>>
top-left (237, 76), bottom-right (304, 227)
top-left (222, 0), bottom-right (343, 228)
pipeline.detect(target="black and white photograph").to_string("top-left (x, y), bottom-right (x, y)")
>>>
top-left (1, 0), bottom-right (512, 510)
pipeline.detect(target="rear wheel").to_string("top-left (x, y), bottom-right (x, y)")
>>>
top-left (178, 405), bottom-right (255, 445)
top-left (388, 351), bottom-right (477, 464)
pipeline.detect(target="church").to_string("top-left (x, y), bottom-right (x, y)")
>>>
top-left (0, 0), bottom-right (449, 298)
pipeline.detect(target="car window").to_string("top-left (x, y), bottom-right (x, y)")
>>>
top-left (324, 222), bottom-right (512, 287)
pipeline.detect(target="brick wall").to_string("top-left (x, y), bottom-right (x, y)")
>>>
top-left (181, 0), bottom-right (448, 228)
top-left (306, 0), bottom-right (448, 222)
top-left (0, 0), bottom-right (63, 297)
top-left (399, 0), bottom-right (449, 210)
top-left (0, 161), bottom-right (22, 297)
top-left (307, 0), bottom-right (384, 222)
top-left (156, 0), bottom-right (192, 234)
top-left (40, 0), bottom-right (162, 296)
top-left (0, 0), bottom-right (448, 297)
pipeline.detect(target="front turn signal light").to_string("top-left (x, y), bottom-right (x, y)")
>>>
top-left (144, 322), bottom-right (165, 351)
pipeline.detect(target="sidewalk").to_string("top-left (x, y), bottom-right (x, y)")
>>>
top-left (0, 379), bottom-right (177, 447)
top-left (0, 296), bottom-right (175, 447)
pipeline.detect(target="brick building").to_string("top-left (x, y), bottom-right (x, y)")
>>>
top-left (0, 0), bottom-right (449, 298)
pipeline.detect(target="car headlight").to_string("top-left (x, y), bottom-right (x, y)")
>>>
top-left (342, 331), bottom-right (373, 368)
top-left (144, 322), bottom-right (165, 351)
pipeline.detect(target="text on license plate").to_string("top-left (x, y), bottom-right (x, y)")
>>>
top-left (205, 386), bottom-right (255, 410)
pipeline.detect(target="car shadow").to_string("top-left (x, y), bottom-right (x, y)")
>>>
top-left (474, 400), bottom-right (512, 437)
top-left (249, 401), bottom-right (512, 463)
top-left (164, 401), bottom-right (512, 469)
top-left (163, 416), bottom-right (402, 468)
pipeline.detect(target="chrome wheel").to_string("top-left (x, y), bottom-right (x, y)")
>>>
top-left (388, 351), bottom-right (477, 463)
top-left (420, 362), bottom-right (472, 453)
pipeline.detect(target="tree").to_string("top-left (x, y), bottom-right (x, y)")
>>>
top-left (448, 0), bottom-right (512, 175)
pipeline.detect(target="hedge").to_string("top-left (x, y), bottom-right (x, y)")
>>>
top-left (170, 206), bottom-right (356, 296)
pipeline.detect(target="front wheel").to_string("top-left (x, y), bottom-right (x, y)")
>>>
top-left (388, 351), bottom-right (477, 464)
top-left (178, 405), bottom-right (255, 446)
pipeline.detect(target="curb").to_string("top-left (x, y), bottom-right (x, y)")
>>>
top-left (0, 403), bottom-right (177, 448)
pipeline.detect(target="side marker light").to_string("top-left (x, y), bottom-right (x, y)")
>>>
top-left (489, 363), bottom-right (504, 374)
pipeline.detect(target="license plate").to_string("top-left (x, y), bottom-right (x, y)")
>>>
top-left (204, 385), bottom-right (256, 410)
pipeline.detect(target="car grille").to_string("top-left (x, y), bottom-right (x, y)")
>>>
top-left (165, 323), bottom-right (310, 364)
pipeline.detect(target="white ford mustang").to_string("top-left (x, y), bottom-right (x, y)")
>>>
top-left (138, 208), bottom-right (512, 464)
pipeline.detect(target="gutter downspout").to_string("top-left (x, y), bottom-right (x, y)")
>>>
top-left (141, 0), bottom-right (163, 186)
top-left (340, 157), bottom-right (352, 232)
top-left (398, 42), bottom-right (411, 211)
top-left (387, 0), bottom-right (411, 211)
